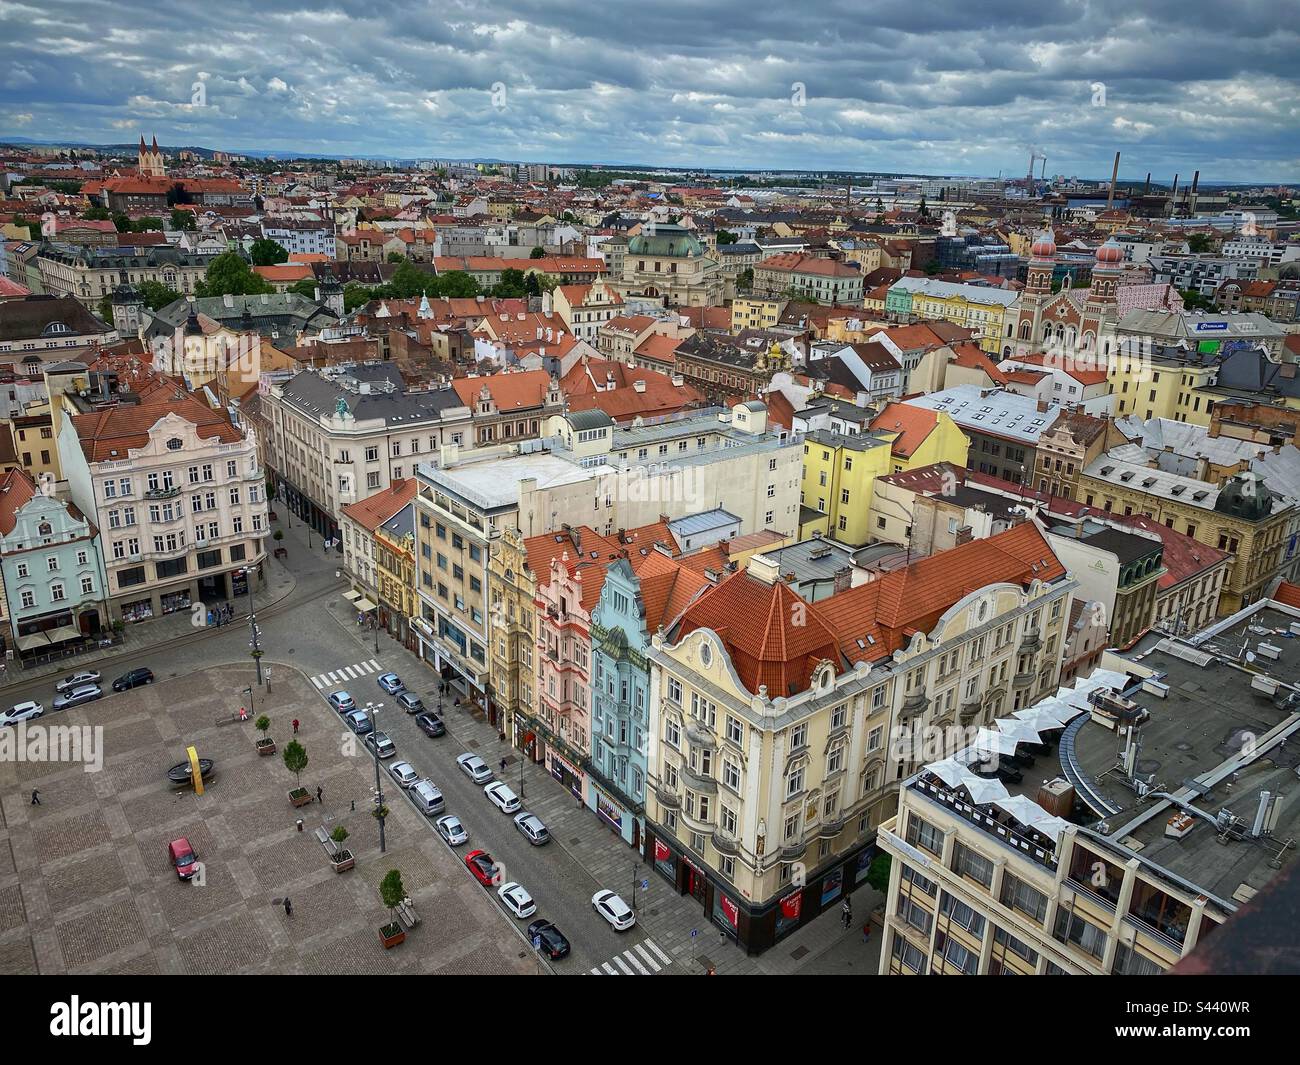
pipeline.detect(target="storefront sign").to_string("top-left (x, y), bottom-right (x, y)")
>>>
top-left (718, 894), bottom-right (739, 928)
top-left (820, 868), bottom-right (843, 906)
top-left (595, 790), bottom-right (623, 832)
top-left (780, 891), bottom-right (801, 921)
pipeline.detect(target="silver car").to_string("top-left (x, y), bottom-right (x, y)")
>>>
top-left (0, 701), bottom-right (43, 727)
top-left (52, 684), bottom-right (102, 712)
top-left (513, 812), bottom-right (550, 846)
top-left (456, 753), bottom-right (493, 784)
top-left (55, 670), bottom-right (101, 694)
top-left (365, 730), bottom-right (396, 758)
top-left (436, 814), bottom-right (468, 846)
top-left (388, 760), bottom-right (419, 788)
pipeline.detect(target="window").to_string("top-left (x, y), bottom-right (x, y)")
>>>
top-left (940, 891), bottom-right (986, 935)
top-left (899, 896), bottom-right (933, 936)
top-left (664, 719), bottom-right (680, 749)
top-left (902, 864), bottom-right (937, 896)
top-left (80, 576), bottom-right (95, 595)
top-left (1053, 909), bottom-right (1107, 959)
top-left (785, 765), bottom-right (805, 798)
top-left (905, 813), bottom-right (943, 856)
top-left (790, 723), bottom-right (808, 749)
top-left (722, 758), bottom-right (740, 791)
top-left (20, 589), bottom-right (35, 609)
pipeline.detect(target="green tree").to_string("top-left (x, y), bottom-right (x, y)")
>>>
top-left (379, 869), bottom-right (406, 933)
top-left (134, 217), bottom-right (164, 232)
top-left (330, 825), bottom-right (350, 861)
top-left (1186, 233), bottom-right (1214, 254)
top-left (97, 294), bottom-right (113, 323)
top-left (924, 260), bottom-right (943, 275)
top-left (491, 268), bottom-right (527, 298)
top-left (716, 229), bottom-right (737, 245)
top-left (1180, 287), bottom-right (1216, 311)
top-left (343, 284), bottom-right (374, 313)
top-left (529, 246), bottom-right (547, 259)
top-left (387, 260), bottom-right (436, 298)
top-left (737, 267), bottom-right (754, 292)
top-left (288, 279), bottom-right (319, 299)
top-left (249, 238), bottom-right (289, 266)
top-left (112, 212), bottom-right (132, 233)
top-left (434, 270), bottom-right (480, 298)
top-left (137, 280), bottom-right (181, 310)
top-left (84, 206), bottom-right (110, 221)
top-left (197, 251), bottom-right (274, 297)
top-left (386, 251), bottom-right (406, 263)
top-left (282, 740), bottom-right (308, 788)
top-left (865, 853), bottom-right (892, 892)
top-left (170, 208), bottom-right (196, 231)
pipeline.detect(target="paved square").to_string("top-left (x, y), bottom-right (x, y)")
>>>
top-left (0, 664), bottom-right (534, 975)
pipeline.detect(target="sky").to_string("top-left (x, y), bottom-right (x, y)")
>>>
top-left (2, 0), bottom-right (1298, 182)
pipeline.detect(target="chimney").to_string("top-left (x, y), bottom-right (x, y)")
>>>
top-left (747, 553), bottom-right (780, 585)
top-left (833, 565), bottom-right (852, 594)
top-left (633, 379), bottom-right (646, 393)
top-left (1143, 172), bottom-right (1151, 195)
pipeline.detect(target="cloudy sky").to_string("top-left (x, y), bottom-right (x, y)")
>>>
top-left (2, 0), bottom-right (1297, 181)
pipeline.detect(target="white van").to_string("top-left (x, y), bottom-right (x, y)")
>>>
top-left (410, 779), bottom-right (445, 816)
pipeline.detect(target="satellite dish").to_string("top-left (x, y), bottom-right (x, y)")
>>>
top-left (1245, 651), bottom-right (1257, 663)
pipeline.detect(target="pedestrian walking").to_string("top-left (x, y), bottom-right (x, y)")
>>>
top-left (292, 718), bottom-right (300, 735)
top-left (30, 789), bottom-right (40, 806)
top-left (841, 898), bottom-right (852, 929)
top-left (316, 785), bottom-right (323, 804)
top-left (862, 920), bottom-right (872, 944)
top-left (350, 799), bottom-right (355, 812)
top-left (499, 758), bottom-right (507, 773)
top-left (283, 897), bottom-right (292, 917)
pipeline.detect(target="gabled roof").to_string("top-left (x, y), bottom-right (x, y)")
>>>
top-left (0, 467), bottom-right (38, 536)
top-left (71, 389), bottom-right (243, 462)
top-left (340, 478), bottom-right (419, 533)
top-left (869, 402), bottom-right (941, 458)
top-left (451, 368), bottom-right (553, 410)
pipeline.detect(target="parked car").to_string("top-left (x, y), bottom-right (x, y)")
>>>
top-left (52, 684), bottom-right (102, 712)
top-left (513, 812), bottom-right (550, 846)
top-left (112, 667), bottom-right (154, 692)
top-left (388, 761), bottom-right (420, 788)
top-left (0, 701), bottom-right (43, 728)
top-left (484, 781), bottom-right (521, 814)
top-left (55, 670), bottom-right (100, 694)
top-left (364, 731), bottom-right (396, 759)
top-left (457, 753), bottom-right (492, 784)
top-left (327, 690), bottom-right (356, 714)
top-left (436, 814), bottom-right (468, 846)
top-left (410, 779), bottom-right (444, 816)
top-left (415, 711), bottom-right (445, 737)
top-left (377, 672), bottom-right (405, 694)
top-left (344, 709), bottom-right (373, 736)
top-left (592, 889), bottom-right (636, 931)
top-left (397, 691), bottom-right (426, 714)
top-left (497, 882), bottom-right (537, 920)
top-left (527, 920), bottom-right (571, 960)
top-left (168, 838), bottom-right (199, 881)
top-left (465, 849), bottom-right (500, 887)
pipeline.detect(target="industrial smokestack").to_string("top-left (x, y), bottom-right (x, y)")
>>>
top-left (1144, 172), bottom-right (1151, 195)
top-left (1189, 170), bottom-right (1201, 215)
top-left (1106, 151), bottom-right (1121, 210)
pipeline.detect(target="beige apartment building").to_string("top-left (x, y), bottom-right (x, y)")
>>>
top-left (487, 524), bottom-right (538, 745)
top-left (61, 390), bottom-right (268, 622)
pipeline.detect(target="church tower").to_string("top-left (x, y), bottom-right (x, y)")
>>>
top-left (1081, 238), bottom-right (1123, 352)
top-left (1014, 229), bottom-right (1056, 353)
top-left (138, 135), bottom-right (165, 178)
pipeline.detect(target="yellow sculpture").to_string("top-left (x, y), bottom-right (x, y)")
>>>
top-left (187, 745), bottom-right (204, 796)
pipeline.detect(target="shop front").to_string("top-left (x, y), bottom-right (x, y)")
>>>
top-left (589, 782), bottom-right (641, 849)
top-left (547, 746), bottom-right (587, 803)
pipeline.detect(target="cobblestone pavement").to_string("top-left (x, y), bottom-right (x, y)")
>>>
top-left (0, 663), bottom-right (534, 975)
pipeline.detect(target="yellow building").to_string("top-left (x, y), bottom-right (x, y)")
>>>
top-left (730, 296), bottom-right (785, 333)
top-left (800, 429), bottom-right (894, 545)
top-left (487, 524), bottom-right (537, 748)
top-left (1109, 350), bottom-right (1218, 425)
top-left (868, 403), bottom-right (970, 474)
top-left (374, 500), bottom-right (417, 647)
top-left (890, 278), bottom-right (1018, 354)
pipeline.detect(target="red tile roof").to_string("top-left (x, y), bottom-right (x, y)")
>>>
top-left (71, 390), bottom-right (243, 462)
top-left (0, 467), bottom-right (38, 536)
top-left (869, 402), bottom-right (941, 458)
top-left (451, 368), bottom-right (553, 411)
top-left (1273, 581), bottom-right (1300, 610)
top-left (340, 478), bottom-right (418, 533)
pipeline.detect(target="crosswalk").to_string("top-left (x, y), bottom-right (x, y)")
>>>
top-left (589, 938), bottom-right (672, 975)
top-left (311, 659), bottom-right (382, 689)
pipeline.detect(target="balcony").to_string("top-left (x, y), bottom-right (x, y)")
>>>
top-left (1019, 632), bottom-right (1042, 653)
top-left (959, 696), bottom-right (982, 725)
top-left (711, 829), bottom-right (741, 856)
top-left (820, 814), bottom-right (846, 837)
top-left (242, 467), bottom-right (265, 482)
top-left (1012, 671), bottom-right (1036, 688)
top-left (681, 764), bottom-right (717, 795)
top-left (685, 720), bottom-right (716, 748)
top-left (901, 688), bottom-right (930, 718)
top-left (143, 486), bottom-right (180, 500)
top-left (780, 839), bottom-right (806, 861)
top-left (654, 784), bottom-right (680, 809)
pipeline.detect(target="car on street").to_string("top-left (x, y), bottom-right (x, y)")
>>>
top-left (112, 667), bottom-right (154, 692)
top-left (457, 753), bottom-right (493, 784)
top-left (484, 781), bottom-right (521, 814)
top-left (0, 701), bottom-right (44, 727)
top-left (344, 709), bottom-right (373, 735)
top-left (52, 684), bottom-right (102, 712)
top-left (592, 889), bottom-right (636, 931)
top-left (497, 882), bottom-right (537, 919)
top-left (364, 731), bottom-right (396, 759)
top-left (377, 672), bottom-right (405, 694)
top-left (436, 814), bottom-right (468, 846)
top-left (396, 691), bottom-right (426, 714)
top-left (527, 920), bottom-right (571, 960)
top-left (328, 690), bottom-right (356, 714)
top-left (465, 849), bottom-right (500, 887)
top-left (168, 837), bottom-right (199, 881)
top-left (513, 812), bottom-right (550, 846)
top-left (410, 779), bottom-right (444, 816)
top-left (415, 711), bottom-right (445, 737)
top-left (388, 761), bottom-right (420, 788)
top-left (55, 670), bottom-right (101, 694)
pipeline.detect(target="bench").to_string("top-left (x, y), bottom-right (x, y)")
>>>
top-left (313, 826), bottom-right (338, 857)
top-left (397, 898), bottom-right (420, 929)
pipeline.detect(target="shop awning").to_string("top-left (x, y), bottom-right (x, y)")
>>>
top-left (16, 631), bottom-right (51, 651)
top-left (343, 590), bottom-right (362, 603)
top-left (355, 597), bottom-right (377, 612)
top-left (45, 625), bottom-right (82, 645)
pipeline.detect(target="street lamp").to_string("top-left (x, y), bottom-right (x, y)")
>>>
top-left (367, 700), bottom-right (387, 853)
top-left (238, 565), bottom-right (263, 686)
top-left (242, 685), bottom-right (255, 719)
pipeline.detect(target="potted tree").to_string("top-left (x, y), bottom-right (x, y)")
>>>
top-left (329, 825), bottom-right (354, 872)
top-left (283, 740), bottom-right (312, 806)
top-left (255, 714), bottom-right (276, 756)
top-left (379, 869), bottom-right (406, 948)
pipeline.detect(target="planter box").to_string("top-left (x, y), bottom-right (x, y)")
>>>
top-left (379, 925), bottom-right (406, 949)
top-left (289, 789), bottom-right (313, 808)
top-left (330, 850), bottom-right (355, 873)
top-left (256, 740), bottom-right (277, 756)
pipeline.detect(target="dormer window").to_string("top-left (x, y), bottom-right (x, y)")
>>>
top-left (166, 438), bottom-right (183, 450)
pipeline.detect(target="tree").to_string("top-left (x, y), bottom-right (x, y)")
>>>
top-left (197, 251), bottom-right (274, 297)
top-left (924, 260), bottom-right (943, 276)
top-left (84, 206), bottom-right (110, 221)
top-left (1180, 287), bottom-right (1216, 311)
top-left (134, 217), bottom-right (164, 232)
top-left (386, 251), bottom-right (406, 263)
top-left (865, 853), bottom-right (892, 893)
top-left (137, 279), bottom-right (181, 310)
top-left (716, 229), bottom-right (737, 245)
top-left (491, 268), bottom-right (527, 298)
top-left (288, 278), bottom-right (319, 299)
top-left (249, 238), bottom-right (289, 266)
top-left (529, 246), bottom-right (547, 259)
top-left (918, 195), bottom-right (930, 220)
top-left (330, 825), bottom-right (351, 863)
top-left (434, 270), bottom-right (480, 298)
top-left (343, 284), bottom-right (373, 313)
top-left (97, 295), bottom-right (113, 323)
top-left (379, 869), bottom-right (406, 935)
top-left (170, 208), bottom-right (196, 231)
top-left (387, 260), bottom-right (435, 298)
top-left (282, 740), bottom-right (308, 788)
top-left (737, 267), bottom-right (754, 292)
top-left (1187, 233), bottom-right (1215, 254)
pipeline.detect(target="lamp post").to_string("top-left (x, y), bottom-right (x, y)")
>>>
top-left (238, 565), bottom-right (262, 686)
top-left (242, 685), bottom-right (255, 719)
top-left (368, 700), bottom-right (387, 852)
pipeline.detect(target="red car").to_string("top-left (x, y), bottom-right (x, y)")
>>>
top-left (169, 837), bottom-right (199, 880)
top-left (465, 849), bottom-right (500, 887)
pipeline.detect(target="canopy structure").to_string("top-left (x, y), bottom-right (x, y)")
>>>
top-left (996, 718), bottom-right (1043, 745)
top-left (960, 774), bottom-right (1010, 805)
top-left (1028, 815), bottom-right (1071, 843)
top-left (924, 758), bottom-right (970, 789)
top-left (973, 727), bottom-right (1019, 758)
top-left (355, 597), bottom-right (377, 613)
top-left (993, 794), bottom-right (1050, 826)
top-left (343, 590), bottom-right (362, 603)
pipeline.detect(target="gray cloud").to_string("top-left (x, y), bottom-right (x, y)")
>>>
top-left (1, 0), bottom-right (1297, 180)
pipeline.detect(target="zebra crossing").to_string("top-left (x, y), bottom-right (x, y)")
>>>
top-left (589, 938), bottom-right (672, 975)
top-left (311, 658), bottom-right (382, 689)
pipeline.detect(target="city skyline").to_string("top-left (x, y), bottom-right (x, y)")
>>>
top-left (2, 0), bottom-right (1298, 182)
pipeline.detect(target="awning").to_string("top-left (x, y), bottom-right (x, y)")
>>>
top-left (16, 631), bottom-right (51, 651)
top-left (355, 597), bottom-right (377, 612)
top-left (960, 775), bottom-right (1010, 805)
top-left (343, 590), bottom-right (362, 603)
top-left (45, 625), bottom-right (83, 645)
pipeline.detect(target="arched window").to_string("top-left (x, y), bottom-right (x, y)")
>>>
top-left (1020, 321), bottom-right (1032, 340)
